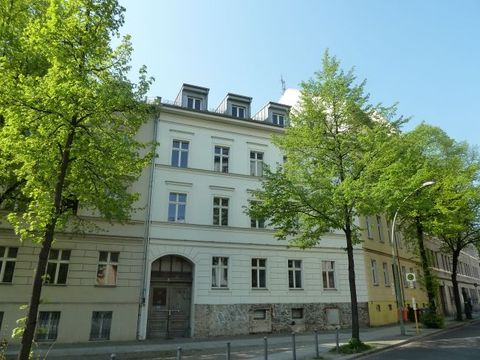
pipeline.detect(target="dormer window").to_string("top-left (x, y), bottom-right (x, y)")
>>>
top-left (216, 93), bottom-right (251, 118)
top-left (252, 102), bottom-right (290, 127)
top-left (272, 113), bottom-right (285, 126)
top-left (232, 105), bottom-right (246, 118)
top-left (175, 84), bottom-right (209, 110)
top-left (187, 96), bottom-right (202, 110)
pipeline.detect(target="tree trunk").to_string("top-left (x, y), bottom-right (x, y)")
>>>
top-left (451, 249), bottom-right (463, 321)
top-left (18, 128), bottom-right (76, 360)
top-left (345, 221), bottom-right (360, 341)
top-left (415, 217), bottom-right (437, 313)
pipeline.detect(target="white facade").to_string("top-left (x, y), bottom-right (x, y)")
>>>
top-left (138, 86), bottom-right (369, 339)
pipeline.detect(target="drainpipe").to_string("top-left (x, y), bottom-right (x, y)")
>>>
top-left (136, 105), bottom-right (160, 340)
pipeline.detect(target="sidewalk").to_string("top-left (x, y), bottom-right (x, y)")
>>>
top-left (5, 316), bottom-right (479, 360)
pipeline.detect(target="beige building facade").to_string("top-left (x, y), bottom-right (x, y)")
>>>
top-left (0, 120), bottom-right (155, 343)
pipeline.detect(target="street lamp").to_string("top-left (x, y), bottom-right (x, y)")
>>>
top-left (390, 180), bottom-right (435, 335)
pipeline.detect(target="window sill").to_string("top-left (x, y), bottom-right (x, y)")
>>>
top-left (44, 283), bottom-right (67, 287)
top-left (251, 287), bottom-right (269, 291)
top-left (0, 282), bottom-right (13, 285)
top-left (288, 288), bottom-right (304, 291)
top-left (211, 287), bottom-right (229, 290)
top-left (95, 284), bottom-right (117, 288)
top-left (323, 288), bottom-right (338, 291)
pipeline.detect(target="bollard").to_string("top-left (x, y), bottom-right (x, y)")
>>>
top-left (292, 332), bottom-right (297, 360)
top-left (314, 329), bottom-right (319, 358)
top-left (110, 354), bottom-right (116, 360)
top-left (176, 346), bottom-right (182, 360)
top-left (226, 341), bottom-right (231, 360)
top-left (336, 327), bottom-right (339, 352)
top-left (264, 336), bottom-right (268, 360)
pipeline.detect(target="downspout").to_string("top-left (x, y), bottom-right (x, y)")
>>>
top-left (136, 105), bottom-right (160, 340)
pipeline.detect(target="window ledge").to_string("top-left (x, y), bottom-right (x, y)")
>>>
top-left (94, 284), bottom-right (117, 288)
top-left (44, 283), bottom-right (67, 287)
top-left (288, 288), bottom-right (304, 291)
top-left (211, 287), bottom-right (229, 290)
top-left (0, 282), bottom-right (13, 285)
top-left (251, 288), bottom-right (269, 291)
top-left (323, 288), bottom-right (338, 291)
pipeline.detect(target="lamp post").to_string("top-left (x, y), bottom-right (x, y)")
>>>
top-left (390, 181), bottom-right (435, 335)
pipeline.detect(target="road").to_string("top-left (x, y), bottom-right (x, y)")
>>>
top-left (366, 321), bottom-right (480, 360)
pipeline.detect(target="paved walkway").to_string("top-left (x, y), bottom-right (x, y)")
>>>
top-left (5, 316), bottom-right (480, 360)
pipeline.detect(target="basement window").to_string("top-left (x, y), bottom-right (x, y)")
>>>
top-left (253, 309), bottom-right (267, 320)
top-left (292, 308), bottom-right (304, 319)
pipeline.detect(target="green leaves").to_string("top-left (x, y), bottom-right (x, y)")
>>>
top-left (247, 50), bottom-right (401, 247)
top-left (0, 0), bottom-right (153, 242)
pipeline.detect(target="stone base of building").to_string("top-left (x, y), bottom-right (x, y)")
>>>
top-left (193, 302), bottom-right (369, 337)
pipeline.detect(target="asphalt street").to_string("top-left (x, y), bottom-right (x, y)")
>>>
top-left (365, 321), bottom-right (480, 360)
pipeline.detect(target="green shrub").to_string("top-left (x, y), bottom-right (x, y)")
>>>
top-left (421, 311), bottom-right (445, 328)
top-left (330, 338), bottom-right (373, 354)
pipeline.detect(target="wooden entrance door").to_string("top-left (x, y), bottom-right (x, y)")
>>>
top-left (148, 284), bottom-right (191, 338)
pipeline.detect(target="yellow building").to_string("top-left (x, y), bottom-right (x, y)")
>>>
top-left (360, 215), bottom-right (428, 326)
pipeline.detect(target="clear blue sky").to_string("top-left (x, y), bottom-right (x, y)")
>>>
top-left (118, 0), bottom-right (479, 147)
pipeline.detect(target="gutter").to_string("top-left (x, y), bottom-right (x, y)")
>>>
top-left (136, 111), bottom-right (159, 340)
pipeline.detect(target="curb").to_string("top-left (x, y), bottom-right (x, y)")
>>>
top-left (350, 318), bottom-right (480, 359)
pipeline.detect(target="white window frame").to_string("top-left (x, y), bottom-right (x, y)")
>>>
top-left (376, 215), bottom-right (384, 242)
top-left (387, 220), bottom-right (393, 244)
top-left (45, 249), bottom-right (71, 285)
top-left (187, 96), bottom-right (202, 110)
top-left (251, 258), bottom-right (267, 289)
top-left (168, 192), bottom-right (187, 222)
top-left (35, 311), bottom-right (60, 342)
top-left (250, 151), bottom-right (264, 177)
top-left (213, 197), bottom-right (229, 226)
top-left (0, 246), bottom-right (17, 283)
top-left (96, 251), bottom-right (119, 286)
top-left (272, 113), bottom-right (285, 126)
top-left (371, 259), bottom-right (379, 286)
top-left (231, 105), bottom-right (246, 118)
top-left (365, 216), bottom-right (373, 239)
top-left (171, 139), bottom-right (189, 168)
top-left (214, 145), bottom-right (230, 173)
top-left (212, 256), bottom-right (229, 288)
top-left (322, 260), bottom-right (336, 289)
top-left (288, 259), bottom-right (302, 289)
top-left (383, 262), bottom-right (390, 286)
top-left (250, 201), bottom-right (265, 229)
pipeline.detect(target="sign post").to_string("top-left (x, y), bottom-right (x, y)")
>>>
top-left (412, 297), bottom-right (420, 334)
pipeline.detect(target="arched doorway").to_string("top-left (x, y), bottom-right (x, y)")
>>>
top-left (148, 255), bottom-right (193, 338)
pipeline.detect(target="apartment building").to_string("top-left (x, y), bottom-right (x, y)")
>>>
top-left (136, 84), bottom-right (369, 339)
top-left (0, 121), bottom-right (155, 343)
top-left (426, 241), bottom-right (480, 316)
top-left (360, 215), bottom-right (428, 326)
top-left (360, 214), bottom-right (480, 326)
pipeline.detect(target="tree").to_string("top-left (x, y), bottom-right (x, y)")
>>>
top-left (0, 1), bottom-right (153, 358)
top-left (427, 147), bottom-right (480, 320)
top-left (364, 124), bottom-right (478, 315)
top-left (248, 51), bottom-right (402, 343)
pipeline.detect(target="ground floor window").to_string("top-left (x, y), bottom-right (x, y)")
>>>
top-left (35, 311), bottom-right (60, 341)
top-left (90, 311), bottom-right (112, 341)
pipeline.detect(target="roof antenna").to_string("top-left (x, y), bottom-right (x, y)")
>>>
top-left (280, 75), bottom-right (286, 94)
